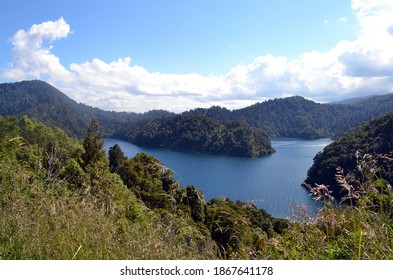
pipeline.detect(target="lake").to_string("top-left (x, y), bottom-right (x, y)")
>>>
top-left (104, 137), bottom-right (332, 218)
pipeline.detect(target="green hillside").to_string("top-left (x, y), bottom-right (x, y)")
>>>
top-left (189, 94), bottom-right (393, 139)
top-left (130, 114), bottom-right (275, 157)
top-left (305, 112), bottom-right (393, 198)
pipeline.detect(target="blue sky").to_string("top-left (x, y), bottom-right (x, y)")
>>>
top-left (1, 0), bottom-right (393, 112)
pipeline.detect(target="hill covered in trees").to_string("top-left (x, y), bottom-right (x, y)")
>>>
top-left (129, 114), bottom-right (275, 157)
top-left (188, 94), bottom-right (393, 139)
top-left (304, 112), bottom-right (393, 198)
top-left (0, 80), bottom-right (173, 139)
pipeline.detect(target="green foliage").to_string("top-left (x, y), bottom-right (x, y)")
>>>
top-left (182, 185), bottom-right (206, 223)
top-left (3, 80), bottom-right (393, 159)
top-left (305, 111), bottom-right (393, 198)
top-left (285, 154), bottom-right (393, 260)
top-left (108, 144), bottom-right (126, 173)
top-left (130, 114), bottom-right (275, 157)
top-left (81, 119), bottom-right (106, 168)
top-left (188, 94), bottom-right (393, 139)
top-left (114, 152), bottom-right (181, 212)
top-left (108, 143), bottom-right (287, 259)
top-left (205, 198), bottom-right (287, 259)
top-left (0, 80), bottom-right (171, 139)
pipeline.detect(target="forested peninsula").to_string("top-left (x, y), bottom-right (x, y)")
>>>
top-left (129, 114), bottom-right (274, 157)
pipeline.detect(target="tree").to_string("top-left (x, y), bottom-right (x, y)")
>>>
top-left (184, 185), bottom-right (206, 223)
top-left (108, 144), bottom-right (126, 173)
top-left (81, 119), bottom-right (106, 168)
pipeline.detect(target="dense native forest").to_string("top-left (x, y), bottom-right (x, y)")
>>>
top-left (1, 80), bottom-right (393, 259)
top-left (0, 80), bottom-right (172, 139)
top-left (129, 114), bottom-right (274, 157)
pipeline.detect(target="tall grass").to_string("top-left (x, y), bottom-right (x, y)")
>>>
top-left (0, 161), bottom-right (217, 260)
top-left (261, 153), bottom-right (393, 259)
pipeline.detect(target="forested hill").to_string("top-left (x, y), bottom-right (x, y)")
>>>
top-left (188, 94), bottom-right (393, 139)
top-left (304, 111), bottom-right (393, 198)
top-left (0, 80), bottom-right (175, 139)
top-left (129, 114), bottom-right (275, 157)
top-left (0, 80), bottom-right (273, 157)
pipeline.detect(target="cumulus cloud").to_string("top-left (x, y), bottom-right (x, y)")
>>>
top-left (228, 0), bottom-right (393, 101)
top-left (5, 17), bottom-right (73, 82)
top-left (3, 0), bottom-right (393, 112)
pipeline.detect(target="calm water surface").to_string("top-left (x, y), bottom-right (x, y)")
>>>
top-left (104, 137), bottom-right (332, 218)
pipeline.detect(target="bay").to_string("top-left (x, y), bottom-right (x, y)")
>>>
top-left (104, 137), bottom-right (332, 218)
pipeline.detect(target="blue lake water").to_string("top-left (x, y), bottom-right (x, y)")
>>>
top-left (104, 137), bottom-right (332, 218)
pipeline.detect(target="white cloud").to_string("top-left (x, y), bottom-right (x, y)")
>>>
top-left (5, 18), bottom-right (74, 82)
top-left (3, 0), bottom-right (393, 112)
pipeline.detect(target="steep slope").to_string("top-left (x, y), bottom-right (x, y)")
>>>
top-left (234, 96), bottom-right (337, 138)
top-left (0, 115), bottom-right (218, 259)
top-left (304, 112), bottom-right (393, 197)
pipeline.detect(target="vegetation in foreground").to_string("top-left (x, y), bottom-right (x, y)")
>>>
top-left (0, 116), bottom-right (392, 259)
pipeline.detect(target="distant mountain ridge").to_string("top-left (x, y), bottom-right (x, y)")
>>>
top-left (329, 95), bottom-right (378, 105)
top-left (188, 94), bottom-right (393, 139)
top-left (2, 80), bottom-right (393, 156)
